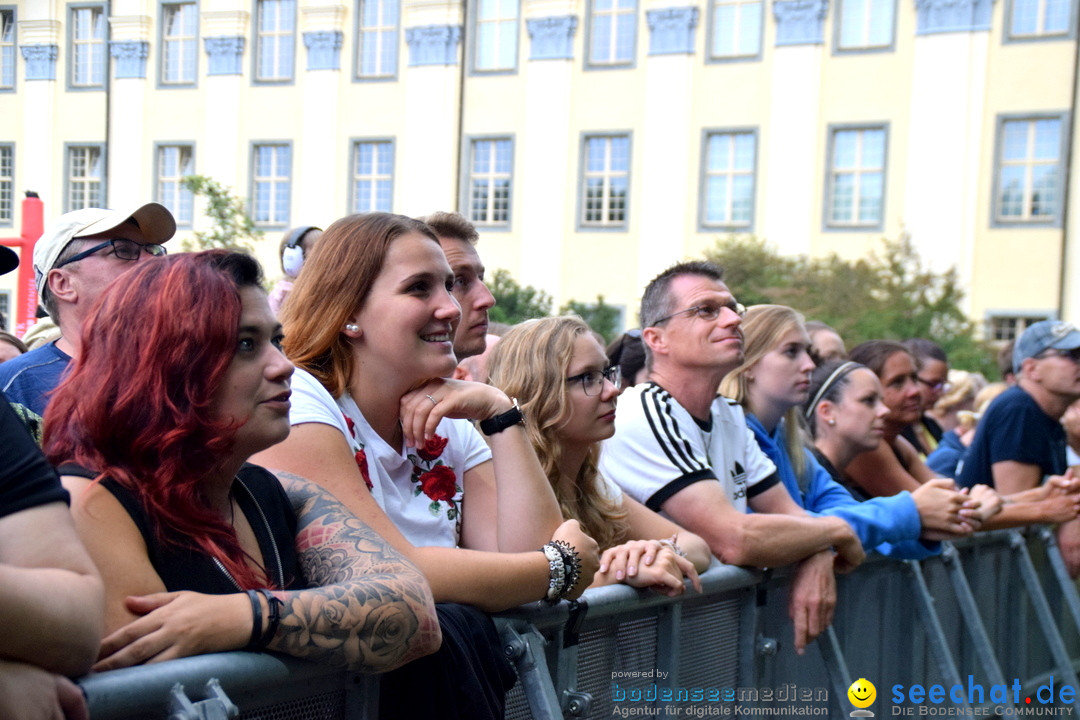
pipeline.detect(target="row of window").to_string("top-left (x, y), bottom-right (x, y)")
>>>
top-left (0, 0), bottom-right (1072, 90)
top-left (0, 1), bottom-right (308, 88)
top-left (987, 314), bottom-right (1051, 341)
top-left (0, 116), bottom-right (1062, 230)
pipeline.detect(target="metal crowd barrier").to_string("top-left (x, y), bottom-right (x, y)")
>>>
top-left (80, 528), bottom-right (1080, 719)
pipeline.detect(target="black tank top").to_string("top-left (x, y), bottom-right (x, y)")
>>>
top-left (59, 462), bottom-right (303, 592)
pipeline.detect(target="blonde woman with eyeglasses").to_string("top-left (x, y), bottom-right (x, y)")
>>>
top-left (488, 316), bottom-right (711, 595)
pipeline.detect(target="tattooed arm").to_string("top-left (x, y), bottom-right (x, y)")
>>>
top-left (267, 471), bottom-right (441, 671)
top-left (90, 472), bottom-right (440, 674)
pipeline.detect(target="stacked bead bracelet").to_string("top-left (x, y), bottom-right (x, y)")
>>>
top-left (540, 539), bottom-right (583, 603)
top-left (245, 589), bottom-right (284, 650)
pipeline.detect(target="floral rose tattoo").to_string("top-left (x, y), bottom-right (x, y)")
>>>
top-left (265, 471), bottom-right (441, 672)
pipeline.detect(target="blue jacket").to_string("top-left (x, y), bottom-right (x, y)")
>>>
top-left (926, 430), bottom-right (967, 479)
top-left (746, 414), bottom-right (939, 560)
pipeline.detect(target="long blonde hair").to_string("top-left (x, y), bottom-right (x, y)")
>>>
top-left (719, 304), bottom-right (809, 478)
top-left (487, 316), bottom-right (630, 550)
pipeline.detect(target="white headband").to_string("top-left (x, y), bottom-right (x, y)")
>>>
top-left (804, 361), bottom-right (861, 422)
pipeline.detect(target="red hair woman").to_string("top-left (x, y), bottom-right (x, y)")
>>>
top-left (44, 250), bottom-right (440, 673)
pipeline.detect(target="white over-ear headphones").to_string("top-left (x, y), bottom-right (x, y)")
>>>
top-left (282, 226), bottom-right (320, 278)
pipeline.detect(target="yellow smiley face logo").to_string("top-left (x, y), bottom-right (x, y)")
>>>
top-left (848, 678), bottom-right (876, 709)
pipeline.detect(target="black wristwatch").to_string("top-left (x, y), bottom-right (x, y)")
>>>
top-left (480, 397), bottom-right (525, 435)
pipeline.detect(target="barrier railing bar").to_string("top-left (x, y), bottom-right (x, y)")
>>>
top-left (345, 675), bottom-right (378, 720)
top-left (655, 603), bottom-right (682, 688)
top-left (1036, 526), bottom-right (1080, 636)
top-left (906, 560), bottom-right (973, 712)
top-left (938, 542), bottom-right (1015, 711)
top-left (496, 565), bottom-right (760, 627)
top-left (499, 621), bottom-right (565, 720)
top-left (79, 533), bottom-right (1080, 720)
top-left (551, 626), bottom-right (580, 713)
top-left (82, 651), bottom-right (350, 719)
top-left (738, 586), bottom-right (759, 689)
top-left (1009, 531), bottom-right (1080, 713)
top-left (817, 626), bottom-right (855, 714)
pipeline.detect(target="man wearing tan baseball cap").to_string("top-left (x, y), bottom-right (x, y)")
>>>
top-left (0, 203), bottom-right (175, 433)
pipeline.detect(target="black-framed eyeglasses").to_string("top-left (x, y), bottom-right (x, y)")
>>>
top-left (1037, 347), bottom-right (1080, 363)
top-left (56, 238), bottom-right (168, 268)
top-left (566, 366), bottom-right (621, 396)
top-left (649, 301), bottom-right (746, 327)
top-left (916, 376), bottom-right (950, 393)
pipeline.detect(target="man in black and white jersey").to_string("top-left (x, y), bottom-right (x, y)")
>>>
top-left (599, 260), bottom-right (864, 654)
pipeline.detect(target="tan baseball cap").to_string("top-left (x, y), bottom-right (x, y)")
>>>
top-left (34, 203), bottom-right (177, 298)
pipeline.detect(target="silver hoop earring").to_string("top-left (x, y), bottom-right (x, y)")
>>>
top-left (345, 324), bottom-right (359, 332)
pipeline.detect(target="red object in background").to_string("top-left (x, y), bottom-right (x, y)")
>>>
top-left (0, 194), bottom-right (44, 337)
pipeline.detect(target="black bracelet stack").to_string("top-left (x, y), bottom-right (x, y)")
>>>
top-left (540, 540), bottom-right (583, 603)
top-left (259, 589), bottom-right (283, 647)
top-left (245, 589), bottom-right (284, 651)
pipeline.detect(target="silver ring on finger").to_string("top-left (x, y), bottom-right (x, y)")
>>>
top-left (426, 394), bottom-right (439, 406)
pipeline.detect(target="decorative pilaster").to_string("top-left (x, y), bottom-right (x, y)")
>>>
top-left (20, 45), bottom-right (58, 80)
top-left (646, 7), bottom-right (699, 55)
top-left (204, 36), bottom-right (245, 75)
top-left (526, 15), bottom-right (578, 60)
top-left (110, 41), bottom-right (149, 78)
top-left (405, 25), bottom-right (461, 66)
top-left (914, 0), bottom-right (994, 33)
top-left (304, 30), bottom-right (343, 69)
top-left (772, 0), bottom-right (828, 45)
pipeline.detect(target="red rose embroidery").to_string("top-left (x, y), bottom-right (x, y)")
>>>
top-left (345, 416), bottom-right (356, 438)
top-left (416, 434), bottom-right (449, 462)
top-left (418, 465), bottom-right (457, 503)
top-left (355, 449), bottom-right (373, 491)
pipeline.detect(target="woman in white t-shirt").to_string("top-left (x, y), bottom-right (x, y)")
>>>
top-left (252, 213), bottom-right (599, 719)
top-left (488, 316), bottom-right (711, 595)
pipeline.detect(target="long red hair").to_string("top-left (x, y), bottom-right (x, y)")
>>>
top-left (44, 250), bottom-right (272, 589)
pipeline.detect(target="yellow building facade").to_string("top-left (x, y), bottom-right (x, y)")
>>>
top-left (0, 0), bottom-right (1076, 338)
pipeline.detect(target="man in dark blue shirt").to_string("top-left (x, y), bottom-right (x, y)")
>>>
top-left (958, 320), bottom-right (1080, 573)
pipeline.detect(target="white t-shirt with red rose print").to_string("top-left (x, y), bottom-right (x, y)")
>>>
top-left (287, 368), bottom-right (492, 548)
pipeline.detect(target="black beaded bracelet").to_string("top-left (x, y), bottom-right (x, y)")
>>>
top-left (245, 589), bottom-right (263, 650)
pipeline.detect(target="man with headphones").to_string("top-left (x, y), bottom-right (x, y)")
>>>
top-left (269, 225), bottom-right (322, 315)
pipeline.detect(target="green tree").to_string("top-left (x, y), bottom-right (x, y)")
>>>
top-left (179, 175), bottom-right (262, 253)
top-left (488, 269), bottom-right (553, 325)
top-left (560, 295), bottom-right (621, 343)
top-left (705, 234), bottom-right (996, 375)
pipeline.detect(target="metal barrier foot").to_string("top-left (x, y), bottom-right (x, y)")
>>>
top-left (167, 678), bottom-right (238, 720)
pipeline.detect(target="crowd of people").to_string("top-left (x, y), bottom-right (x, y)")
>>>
top-left (1, 203), bottom-right (1079, 720)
